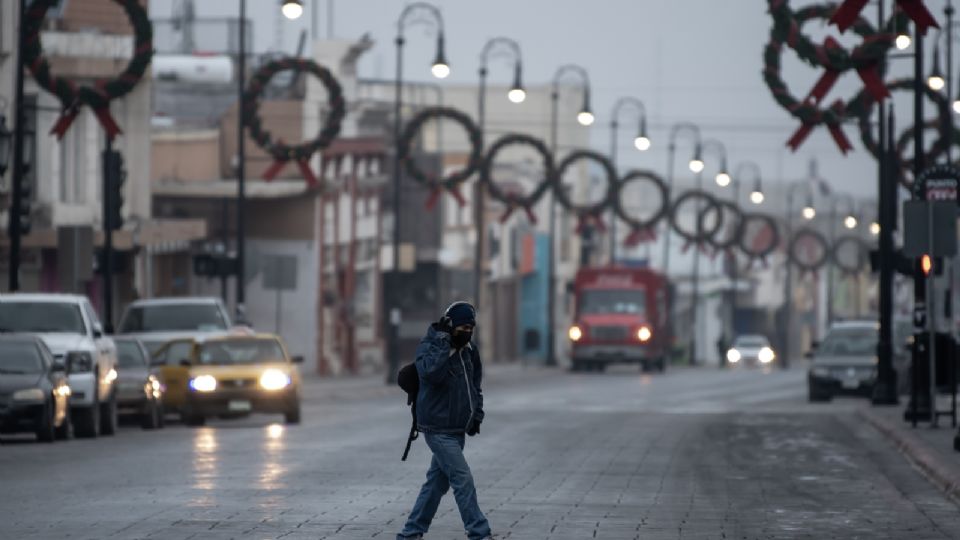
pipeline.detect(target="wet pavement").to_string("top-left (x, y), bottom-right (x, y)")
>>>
top-left (2, 363), bottom-right (959, 539)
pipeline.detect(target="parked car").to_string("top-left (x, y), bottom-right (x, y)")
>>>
top-left (151, 333), bottom-right (303, 426)
top-left (113, 337), bottom-right (164, 429)
top-left (0, 294), bottom-right (118, 438)
top-left (808, 321), bottom-right (881, 402)
top-left (726, 335), bottom-right (776, 367)
top-left (0, 334), bottom-right (72, 442)
top-left (117, 297), bottom-right (235, 356)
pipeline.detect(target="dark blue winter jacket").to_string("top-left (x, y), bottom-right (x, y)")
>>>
top-left (414, 324), bottom-right (484, 434)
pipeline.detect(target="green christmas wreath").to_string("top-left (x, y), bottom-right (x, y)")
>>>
top-left (22, 0), bottom-right (153, 140)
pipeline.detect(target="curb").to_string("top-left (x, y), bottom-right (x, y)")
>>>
top-left (858, 407), bottom-right (960, 504)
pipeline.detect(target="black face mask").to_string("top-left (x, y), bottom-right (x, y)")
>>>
top-left (451, 331), bottom-right (472, 349)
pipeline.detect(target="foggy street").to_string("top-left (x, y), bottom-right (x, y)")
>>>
top-left (3, 364), bottom-right (959, 540)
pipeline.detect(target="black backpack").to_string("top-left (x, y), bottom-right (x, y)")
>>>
top-left (397, 362), bottom-right (420, 461)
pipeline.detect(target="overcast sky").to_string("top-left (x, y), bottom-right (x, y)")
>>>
top-left (152, 0), bottom-right (959, 204)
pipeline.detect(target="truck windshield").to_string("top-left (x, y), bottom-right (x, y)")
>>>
top-left (0, 302), bottom-right (86, 334)
top-left (120, 304), bottom-right (228, 333)
top-left (580, 290), bottom-right (645, 315)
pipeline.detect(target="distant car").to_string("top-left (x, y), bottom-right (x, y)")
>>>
top-left (0, 294), bottom-right (119, 438)
top-left (151, 333), bottom-right (303, 426)
top-left (726, 335), bottom-right (776, 367)
top-left (808, 321), bottom-right (880, 402)
top-left (113, 337), bottom-right (164, 429)
top-left (0, 335), bottom-right (72, 442)
top-left (117, 297), bottom-right (235, 357)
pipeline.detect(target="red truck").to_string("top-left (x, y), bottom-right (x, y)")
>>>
top-left (567, 266), bottom-right (670, 372)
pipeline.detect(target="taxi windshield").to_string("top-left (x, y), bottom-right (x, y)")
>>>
top-left (198, 339), bottom-right (285, 365)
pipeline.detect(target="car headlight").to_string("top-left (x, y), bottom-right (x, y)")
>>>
top-left (259, 369), bottom-right (291, 391)
top-left (12, 388), bottom-right (45, 402)
top-left (568, 325), bottom-right (583, 342)
top-left (637, 326), bottom-right (652, 342)
top-left (105, 368), bottom-right (118, 383)
top-left (55, 385), bottom-right (72, 398)
top-left (726, 348), bottom-right (741, 363)
top-left (758, 347), bottom-right (775, 363)
top-left (65, 351), bottom-right (93, 373)
top-left (189, 374), bottom-right (217, 392)
top-left (811, 366), bottom-right (830, 377)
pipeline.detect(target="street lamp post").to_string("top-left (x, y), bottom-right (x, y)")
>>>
top-left (689, 138), bottom-right (727, 365)
top-left (827, 192), bottom-right (857, 325)
top-left (476, 37), bottom-right (524, 310)
top-left (548, 64), bottom-right (592, 367)
top-left (608, 96), bottom-right (649, 264)
top-left (663, 123), bottom-right (701, 365)
top-left (235, 0), bottom-right (249, 321)
top-left (8, 0), bottom-right (27, 292)
top-left (781, 179), bottom-right (817, 369)
top-left (386, 2), bottom-right (448, 383)
top-left (728, 161), bottom-right (763, 338)
top-left (662, 123), bottom-right (702, 278)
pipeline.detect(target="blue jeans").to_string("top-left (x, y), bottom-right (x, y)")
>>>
top-left (397, 432), bottom-right (491, 540)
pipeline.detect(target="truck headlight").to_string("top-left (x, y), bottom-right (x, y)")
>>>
top-left (758, 347), bottom-right (775, 364)
top-left (65, 351), bottom-right (93, 373)
top-left (260, 369), bottom-right (291, 391)
top-left (189, 375), bottom-right (217, 392)
top-left (12, 388), bottom-right (45, 402)
top-left (568, 325), bottom-right (583, 342)
top-left (637, 326), bottom-right (652, 342)
top-left (726, 348), bottom-right (741, 363)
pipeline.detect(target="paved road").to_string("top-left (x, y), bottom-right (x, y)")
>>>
top-left (2, 364), bottom-right (959, 539)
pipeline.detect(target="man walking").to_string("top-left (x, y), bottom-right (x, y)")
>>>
top-left (397, 301), bottom-right (493, 540)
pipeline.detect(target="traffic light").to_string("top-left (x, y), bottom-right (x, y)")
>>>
top-left (103, 149), bottom-right (125, 231)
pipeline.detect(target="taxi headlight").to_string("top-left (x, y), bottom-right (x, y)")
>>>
top-left (726, 348), bottom-right (741, 363)
top-left (568, 325), bottom-right (583, 342)
top-left (259, 369), bottom-right (291, 391)
top-left (12, 388), bottom-right (45, 402)
top-left (189, 375), bottom-right (217, 392)
top-left (637, 326), bottom-right (652, 342)
top-left (758, 347), bottom-right (775, 363)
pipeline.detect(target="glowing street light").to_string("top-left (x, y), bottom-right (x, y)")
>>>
top-left (281, 0), bottom-right (303, 20)
top-left (715, 171), bottom-right (731, 187)
top-left (577, 109), bottom-right (595, 126)
top-left (896, 32), bottom-right (911, 50)
top-left (870, 221), bottom-right (880, 235)
top-left (431, 33), bottom-right (450, 79)
top-left (844, 215), bottom-right (858, 229)
top-left (634, 135), bottom-right (651, 151)
top-left (750, 178), bottom-right (764, 204)
top-left (802, 206), bottom-right (816, 220)
top-left (928, 41), bottom-right (945, 91)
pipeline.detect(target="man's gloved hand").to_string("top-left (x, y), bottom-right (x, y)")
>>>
top-left (436, 315), bottom-right (454, 335)
top-left (466, 418), bottom-right (481, 436)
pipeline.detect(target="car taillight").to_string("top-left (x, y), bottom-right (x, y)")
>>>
top-left (568, 325), bottom-right (583, 342)
top-left (637, 326), bottom-right (652, 342)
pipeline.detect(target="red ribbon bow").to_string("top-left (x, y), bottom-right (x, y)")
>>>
top-left (623, 228), bottom-right (657, 247)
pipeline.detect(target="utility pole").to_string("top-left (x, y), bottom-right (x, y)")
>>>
top-left (8, 0), bottom-right (27, 292)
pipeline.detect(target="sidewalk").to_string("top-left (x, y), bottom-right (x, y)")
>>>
top-left (859, 402), bottom-right (960, 503)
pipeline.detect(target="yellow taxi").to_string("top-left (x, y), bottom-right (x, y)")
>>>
top-left (151, 333), bottom-right (303, 426)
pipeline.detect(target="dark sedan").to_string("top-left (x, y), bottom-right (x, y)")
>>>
top-left (0, 335), bottom-right (72, 442)
top-left (114, 337), bottom-right (164, 429)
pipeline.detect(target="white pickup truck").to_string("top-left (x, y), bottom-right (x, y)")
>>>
top-left (0, 294), bottom-right (119, 438)
top-left (117, 297), bottom-right (236, 356)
